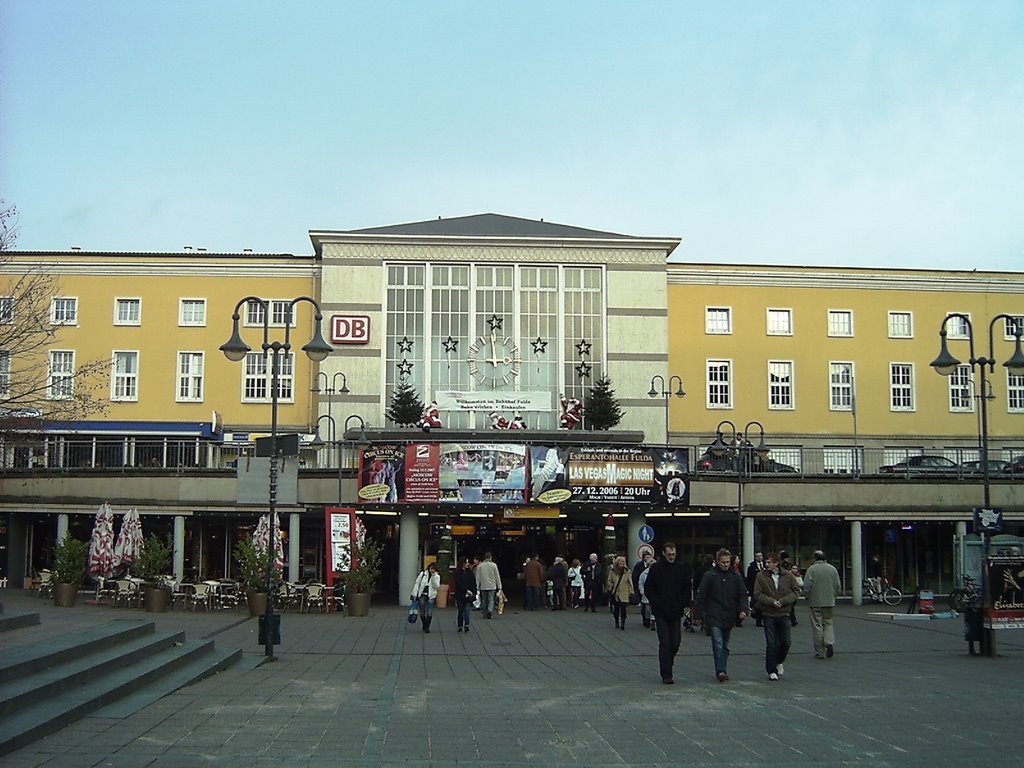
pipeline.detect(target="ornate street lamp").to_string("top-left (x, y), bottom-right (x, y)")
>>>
top-left (647, 375), bottom-right (686, 444)
top-left (220, 295), bottom-right (332, 660)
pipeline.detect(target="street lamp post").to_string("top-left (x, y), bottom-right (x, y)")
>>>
top-left (647, 375), bottom-right (686, 444)
top-left (342, 414), bottom-right (369, 498)
top-left (709, 419), bottom-right (768, 563)
top-left (930, 313), bottom-right (1024, 658)
top-left (220, 295), bottom-right (332, 660)
top-left (312, 372), bottom-right (349, 450)
top-left (310, 414), bottom-right (340, 502)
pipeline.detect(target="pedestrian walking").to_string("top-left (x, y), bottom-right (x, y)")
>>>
top-left (582, 553), bottom-right (603, 612)
top-left (779, 550), bottom-right (800, 626)
top-left (567, 558), bottom-right (584, 608)
top-left (605, 556), bottom-right (634, 629)
top-left (547, 556), bottom-right (568, 610)
top-left (746, 551), bottom-right (767, 626)
top-left (695, 548), bottom-right (748, 682)
top-left (638, 556), bottom-right (655, 629)
top-left (454, 556), bottom-right (477, 633)
top-left (476, 552), bottom-right (502, 618)
top-left (753, 552), bottom-right (802, 680)
top-left (643, 542), bottom-right (692, 684)
top-left (803, 549), bottom-right (841, 658)
top-left (411, 563), bottom-right (441, 634)
top-left (523, 554), bottom-right (544, 611)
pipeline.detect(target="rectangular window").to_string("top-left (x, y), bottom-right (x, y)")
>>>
top-left (890, 362), bottom-right (915, 411)
top-left (706, 360), bottom-right (732, 408)
top-left (0, 350), bottom-right (9, 397)
top-left (888, 311), bottom-right (913, 339)
top-left (114, 298), bottom-right (141, 326)
top-left (245, 299), bottom-right (294, 328)
top-left (1008, 370), bottom-right (1024, 413)
top-left (767, 361), bottom-right (794, 409)
top-left (766, 308), bottom-right (792, 336)
top-left (50, 297), bottom-right (78, 325)
top-left (242, 351), bottom-right (294, 402)
top-left (0, 297), bottom-right (12, 324)
top-left (176, 352), bottom-right (204, 402)
top-left (948, 365), bottom-right (973, 412)
top-left (829, 362), bottom-right (854, 411)
top-left (1005, 315), bottom-right (1024, 340)
top-left (827, 310), bottom-right (853, 337)
top-left (705, 307), bottom-right (731, 335)
top-left (179, 299), bottom-right (206, 327)
top-left (111, 351), bottom-right (139, 401)
top-left (946, 313), bottom-right (970, 339)
top-left (47, 350), bottom-right (75, 399)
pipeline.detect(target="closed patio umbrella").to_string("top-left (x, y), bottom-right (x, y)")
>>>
top-left (252, 512), bottom-right (285, 571)
top-left (87, 502), bottom-right (115, 578)
top-left (112, 508), bottom-right (144, 570)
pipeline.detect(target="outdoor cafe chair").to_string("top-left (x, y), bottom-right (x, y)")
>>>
top-left (330, 582), bottom-right (346, 614)
top-left (113, 579), bottom-right (142, 608)
top-left (35, 570), bottom-right (54, 599)
top-left (95, 576), bottom-right (119, 605)
top-left (187, 582), bottom-right (214, 611)
top-left (214, 580), bottom-right (241, 610)
top-left (278, 582), bottom-right (305, 613)
top-left (302, 583), bottom-right (327, 613)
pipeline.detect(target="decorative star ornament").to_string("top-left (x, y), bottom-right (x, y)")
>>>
top-left (398, 336), bottom-right (414, 353)
top-left (487, 314), bottom-right (504, 332)
top-left (442, 336), bottom-right (459, 354)
top-left (531, 337), bottom-right (548, 355)
top-left (576, 340), bottom-right (592, 357)
top-left (397, 359), bottom-right (414, 379)
top-left (575, 361), bottom-right (592, 380)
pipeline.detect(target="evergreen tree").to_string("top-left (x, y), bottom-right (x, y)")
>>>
top-left (385, 381), bottom-right (426, 426)
top-left (586, 374), bottom-right (624, 430)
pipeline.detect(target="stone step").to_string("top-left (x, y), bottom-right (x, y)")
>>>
top-left (0, 611), bottom-right (41, 633)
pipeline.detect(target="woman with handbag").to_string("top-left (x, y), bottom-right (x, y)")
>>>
top-left (454, 556), bottom-right (477, 633)
top-left (605, 556), bottom-right (635, 630)
top-left (411, 563), bottom-right (441, 633)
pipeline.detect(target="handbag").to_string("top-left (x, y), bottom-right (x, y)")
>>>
top-left (408, 598), bottom-right (419, 624)
top-left (628, 593), bottom-right (641, 606)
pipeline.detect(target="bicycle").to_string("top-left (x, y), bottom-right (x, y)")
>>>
top-left (948, 574), bottom-right (981, 612)
top-left (862, 576), bottom-right (903, 606)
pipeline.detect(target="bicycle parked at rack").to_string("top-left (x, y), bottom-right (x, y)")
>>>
top-left (948, 574), bottom-right (981, 612)
top-left (862, 576), bottom-right (903, 606)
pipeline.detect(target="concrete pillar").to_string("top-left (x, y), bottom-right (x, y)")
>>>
top-left (173, 516), bottom-right (185, 582)
top-left (851, 520), bottom-right (863, 606)
top-left (627, 510), bottom-right (646, 567)
top-left (57, 513), bottom-right (69, 542)
top-left (742, 516), bottom-right (754, 568)
top-left (398, 510), bottom-right (420, 606)
top-left (289, 513), bottom-right (301, 582)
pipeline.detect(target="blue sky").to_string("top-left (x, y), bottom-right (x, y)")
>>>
top-left (2, 1), bottom-right (1022, 269)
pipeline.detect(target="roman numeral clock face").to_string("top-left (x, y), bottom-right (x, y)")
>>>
top-left (466, 330), bottom-right (521, 387)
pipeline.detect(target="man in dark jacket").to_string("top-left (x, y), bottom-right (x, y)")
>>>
top-left (754, 552), bottom-right (802, 681)
top-left (643, 542), bottom-right (692, 685)
top-left (696, 548), bottom-right (749, 682)
top-left (746, 551), bottom-right (767, 627)
top-left (582, 553), bottom-right (603, 612)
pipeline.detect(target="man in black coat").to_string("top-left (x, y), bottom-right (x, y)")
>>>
top-left (696, 548), bottom-right (749, 682)
top-left (581, 553), bottom-right (603, 612)
top-left (643, 542), bottom-right (692, 685)
top-left (746, 551), bottom-right (767, 627)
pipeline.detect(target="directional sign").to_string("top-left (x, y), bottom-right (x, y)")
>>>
top-left (638, 525), bottom-right (655, 544)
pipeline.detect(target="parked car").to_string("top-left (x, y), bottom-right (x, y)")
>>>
top-left (1010, 455), bottom-right (1024, 475)
top-left (960, 459), bottom-right (1011, 475)
top-left (695, 451), bottom-right (797, 474)
top-left (879, 455), bottom-right (959, 474)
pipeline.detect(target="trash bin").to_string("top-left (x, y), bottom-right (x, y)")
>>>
top-left (258, 613), bottom-right (281, 645)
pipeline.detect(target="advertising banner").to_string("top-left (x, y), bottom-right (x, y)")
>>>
top-left (434, 390), bottom-right (553, 413)
top-left (650, 448), bottom-right (690, 507)
top-left (357, 445), bottom-right (405, 503)
top-left (438, 443), bottom-right (527, 503)
top-left (567, 446), bottom-right (654, 503)
top-left (529, 446), bottom-right (571, 504)
top-left (986, 553), bottom-right (1024, 630)
top-left (404, 443), bottom-right (440, 503)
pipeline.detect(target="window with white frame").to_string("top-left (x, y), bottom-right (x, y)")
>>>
top-left (823, 446), bottom-right (860, 474)
top-left (705, 307), bottom-right (731, 335)
top-left (47, 350), bottom-right (75, 399)
top-left (0, 297), bottom-right (12, 324)
top-left (946, 313), bottom-right (970, 339)
top-left (1008, 369), bottom-right (1024, 412)
top-left (890, 362), bottom-right (915, 411)
top-left (111, 351), bottom-right (139, 401)
top-left (827, 310), bottom-right (853, 337)
top-left (50, 297), bottom-right (77, 325)
top-left (114, 298), bottom-right (141, 326)
top-left (948, 365), bottom-right (973, 412)
top-left (0, 350), bottom-right (10, 397)
top-left (888, 311), bottom-right (913, 338)
top-left (242, 351), bottom-right (294, 402)
top-left (829, 362), bottom-right (854, 411)
top-left (179, 299), bottom-right (206, 327)
top-left (706, 360), bottom-right (732, 408)
top-left (1005, 315), bottom-right (1024, 340)
top-left (766, 308), bottom-right (792, 336)
top-left (176, 351), bottom-right (204, 402)
top-left (768, 361), bottom-right (793, 409)
top-left (245, 299), bottom-right (294, 328)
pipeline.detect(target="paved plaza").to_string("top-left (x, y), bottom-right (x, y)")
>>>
top-left (1, 588), bottom-right (1022, 768)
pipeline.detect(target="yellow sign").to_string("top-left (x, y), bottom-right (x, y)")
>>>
top-left (537, 488), bottom-right (572, 505)
top-left (503, 507), bottom-right (560, 519)
top-left (450, 525), bottom-right (476, 536)
top-left (357, 483), bottom-right (390, 501)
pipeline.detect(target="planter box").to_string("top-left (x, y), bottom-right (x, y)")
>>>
top-left (348, 592), bottom-right (371, 617)
top-left (53, 583), bottom-right (79, 607)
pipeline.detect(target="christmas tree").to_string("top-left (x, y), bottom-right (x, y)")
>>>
top-left (586, 374), bottom-right (624, 430)
top-left (385, 381), bottom-right (426, 427)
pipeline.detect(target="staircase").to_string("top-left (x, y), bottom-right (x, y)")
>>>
top-left (0, 612), bottom-right (240, 757)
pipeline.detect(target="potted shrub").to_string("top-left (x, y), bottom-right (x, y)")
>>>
top-left (347, 538), bottom-right (382, 617)
top-left (51, 534), bottom-right (88, 607)
top-left (132, 534), bottom-right (173, 612)
top-left (434, 527), bottom-right (452, 608)
top-left (234, 538), bottom-right (280, 617)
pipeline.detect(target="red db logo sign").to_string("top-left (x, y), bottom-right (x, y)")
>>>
top-left (330, 315), bottom-right (371, 344)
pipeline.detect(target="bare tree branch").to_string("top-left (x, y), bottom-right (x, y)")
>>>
top-left (0, 199), bottom-right (18, 252)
